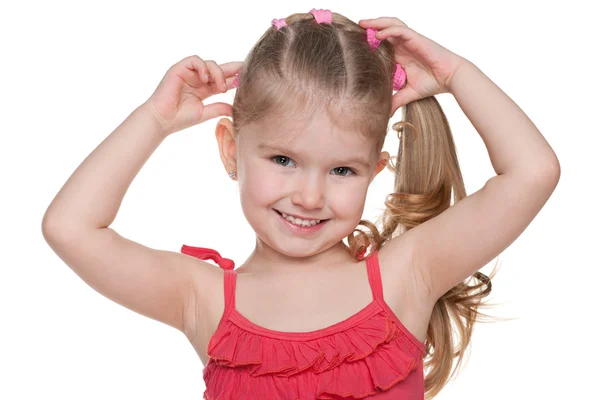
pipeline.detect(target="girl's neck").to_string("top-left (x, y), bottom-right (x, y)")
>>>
top-left (238, 239), bottom-right (355, 275)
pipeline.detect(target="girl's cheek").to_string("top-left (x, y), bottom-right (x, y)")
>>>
top-left (244, 162), bottom-right (284, 197)
top-left (329, 182), bottom-right (369, 214)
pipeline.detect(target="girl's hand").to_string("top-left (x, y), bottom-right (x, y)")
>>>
top-left (358, 17), bottom-right (468, 115)
top-left (142, 55), bottom-right (243, 137)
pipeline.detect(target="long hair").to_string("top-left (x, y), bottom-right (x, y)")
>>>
top-left (230, 11), bottom-right (503, 399)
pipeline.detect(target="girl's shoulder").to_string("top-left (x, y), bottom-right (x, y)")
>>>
top-left (179, 245), bottom-right (233, 362)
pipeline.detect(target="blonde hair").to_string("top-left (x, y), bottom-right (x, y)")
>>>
top-left (231, 11), bottom-right (503, 399)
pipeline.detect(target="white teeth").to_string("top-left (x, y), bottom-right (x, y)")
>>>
top-left (280, 211), bottom-right (321, 226)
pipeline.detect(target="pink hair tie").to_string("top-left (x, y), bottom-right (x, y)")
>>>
top-left (393, 64), bottom-right (407, 90)
top-left (271, 18), bottom-right (287, 30)
top-left (366, 28), bottom-right (381, 50)
top-left (366, 27), bottom-right (407, 90)
top-left (310, 8), bottom-right (332, 24)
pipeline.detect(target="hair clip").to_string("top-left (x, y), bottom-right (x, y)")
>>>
top-left (272, 18), bottom-right (287, 30)
top-left (366, 28), bottom-right (381, 50)
top-left (393, 64), bottom-right (407, 91)
top-left (309, 8), bottom-right (332, 24)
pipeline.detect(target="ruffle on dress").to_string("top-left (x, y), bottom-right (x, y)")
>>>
top-left (202, 307), bottom-right (426, 399)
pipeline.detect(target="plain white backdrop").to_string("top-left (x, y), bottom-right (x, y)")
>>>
top-left (2, 0), bottom-right (597, 398)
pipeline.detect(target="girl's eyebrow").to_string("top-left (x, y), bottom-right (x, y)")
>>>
top-left (257, 143), bottom-right (372, 169)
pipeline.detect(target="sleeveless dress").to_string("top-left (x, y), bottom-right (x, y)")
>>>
top-left (181, 244), bottom-right (427, 400)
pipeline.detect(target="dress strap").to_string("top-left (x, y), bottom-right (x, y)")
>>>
top-left (180, 244), bottom-right (237, 312)
top-left (366, 250), bottom-right (384, 302)
top-left (223, 268), bottom-right (236, 311)
top-left (180, 245), bottom-right (235, 270)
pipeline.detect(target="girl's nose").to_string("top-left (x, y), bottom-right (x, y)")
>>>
top-left (291, 175), bottom-right (325, 210)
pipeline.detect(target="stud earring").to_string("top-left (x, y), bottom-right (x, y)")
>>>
top-left (229, 171), bottom-right (236, 179)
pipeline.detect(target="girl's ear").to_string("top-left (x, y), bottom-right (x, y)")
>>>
top-left (370, 151), bottom-right (390, 184)
top-left (215, 118), bottom-right (237, 177)
top-left (374, 151), bottom-right (390, 177)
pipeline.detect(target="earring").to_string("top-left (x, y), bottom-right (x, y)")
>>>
top-left (229, 170), bottom-right (236, 179)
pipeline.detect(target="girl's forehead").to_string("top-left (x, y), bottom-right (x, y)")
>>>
top-left (251, 127), bottom-right (374, 159)
top-left (245, 109), bottom-right (374, 149)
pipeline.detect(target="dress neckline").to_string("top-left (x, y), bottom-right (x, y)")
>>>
top-left (227, 298), bottom-right (383, 341)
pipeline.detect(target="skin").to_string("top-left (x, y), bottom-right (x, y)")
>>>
top-left (215, 109), bottom-right (390, 275)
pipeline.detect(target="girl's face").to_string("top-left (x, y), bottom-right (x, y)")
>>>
top-left (221, 109), bottom-right (388, 259)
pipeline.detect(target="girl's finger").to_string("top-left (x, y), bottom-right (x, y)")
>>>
top-left (201, 102), bottom-right (234, 122)
top-left (358, 17), bottom-right (407, 29)
top-left (390, 90), bottom-right (407, 118)
top-left (219, 61), bottom-right (244, 77)
top-left (374, 25), bottom-right (413, 42)
top-left (180, 55), bottom-right (210, 83)
top-left (219, 62), bottom-right (244, 91)
top-left (209, 62), bottom-right (244, 93)
top-left (205, 60), bottom-right (228, 92)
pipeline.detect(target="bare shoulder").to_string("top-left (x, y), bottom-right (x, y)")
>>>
top-left (377, 230), bottom-right (434, 343)
top-left (181, 256), bottom-right (226, 364)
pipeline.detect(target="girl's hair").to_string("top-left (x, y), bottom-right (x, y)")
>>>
top-left (231, 11), bottom-right (502, 399)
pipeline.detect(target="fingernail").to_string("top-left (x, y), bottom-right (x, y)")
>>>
top-left (204, 74), bottom-right (209, 82)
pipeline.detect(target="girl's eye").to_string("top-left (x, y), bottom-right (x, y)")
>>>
top-left (331, 167), bottom-right (354, 176)
top-left (271, 155), bottom-right (296, 167)
top-left (271, 156), bottom-right (353, 176)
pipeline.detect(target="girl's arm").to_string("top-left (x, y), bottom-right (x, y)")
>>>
top-left (424, 61), bottom-right (559, 302)
top-left (42, 56), bottom-right (239, 335)
top-left (449, 61), bottom-right (560, 176)
top-left (388, 61), bottom-right (561, 305)
top-left (43, 104), bottom-right (165, 232)
top-left (358, 18), bottom-right (560, 304)
top-left (42, 103), bottom-right (219, 335)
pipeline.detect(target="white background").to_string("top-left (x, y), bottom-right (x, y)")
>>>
top-left (2, 0), bottom-right (597, 399)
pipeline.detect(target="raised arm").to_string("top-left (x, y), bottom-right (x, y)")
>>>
top-left (41, 103), bottom-right (216, 335)
top-left (406, 61), bottom-right (560, 303)
top-left (41, 56), bottom-right (241, 335)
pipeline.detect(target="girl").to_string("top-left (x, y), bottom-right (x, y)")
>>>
top-left (42, 9), bottom-right (560, 400)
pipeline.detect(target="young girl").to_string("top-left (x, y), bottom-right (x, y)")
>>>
top-left (42, 8), bottom-right (560, 400)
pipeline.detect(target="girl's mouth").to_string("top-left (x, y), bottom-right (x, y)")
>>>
top-left (274, 209), bottom-right (329, 234)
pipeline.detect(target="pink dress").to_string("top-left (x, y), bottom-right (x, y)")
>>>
top-left (181, 244), bottom-right (427, 399)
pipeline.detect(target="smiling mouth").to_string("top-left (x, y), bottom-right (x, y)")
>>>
top-left (274, 209), bottom-right (329, 225)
